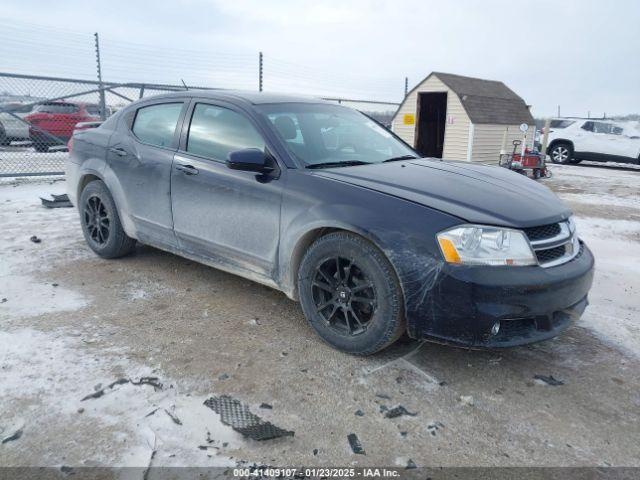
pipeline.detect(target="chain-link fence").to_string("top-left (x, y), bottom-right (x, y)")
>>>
top-left (0, 72), bottom-right (399, 177)
top-left (0, 73), bottom-right (217, 177)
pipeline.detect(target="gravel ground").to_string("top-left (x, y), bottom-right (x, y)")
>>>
top-left (0, 162), bottom-right (639, 471)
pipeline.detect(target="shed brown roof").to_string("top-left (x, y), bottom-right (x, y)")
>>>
top-left (397, 72), bottom-right (535, 125)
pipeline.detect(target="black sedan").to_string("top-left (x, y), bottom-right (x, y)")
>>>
top-left (66, 91), bottom-right (594, 355)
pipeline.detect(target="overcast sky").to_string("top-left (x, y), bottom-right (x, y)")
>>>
top-left (2, 0), bottom-right (639, 116)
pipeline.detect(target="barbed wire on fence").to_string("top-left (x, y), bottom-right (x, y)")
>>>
top-left (0, 17), bottom-right (407, 102)
top-left (0, 18), bottom-right (403, 177)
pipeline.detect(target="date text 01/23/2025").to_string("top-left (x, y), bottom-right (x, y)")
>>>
top-left (232, 468), bottom-right (402, 477)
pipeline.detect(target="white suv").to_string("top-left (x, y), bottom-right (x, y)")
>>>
top-left (543, 118), bottom-right (640, 165)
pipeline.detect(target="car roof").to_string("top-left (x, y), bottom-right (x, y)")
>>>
top-left (140, 89), bottom-right (331, 106)
top-left (41, 100), bottom-right (95, 107)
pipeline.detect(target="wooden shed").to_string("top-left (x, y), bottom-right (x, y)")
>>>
top-left (391, 72), bottom-right (535, 162)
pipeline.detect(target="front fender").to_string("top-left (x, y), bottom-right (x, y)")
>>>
top-left (278, 172), bottom-right (463, 337)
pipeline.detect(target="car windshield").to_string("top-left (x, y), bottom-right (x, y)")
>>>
top-left (258, 103), bottom-right (416, 167)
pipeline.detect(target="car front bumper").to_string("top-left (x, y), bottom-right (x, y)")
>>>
top-left (408, 241), bottom-right (595, 348)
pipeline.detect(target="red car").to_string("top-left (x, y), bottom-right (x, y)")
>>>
top-left (25, 101), bottom-right (101, 152)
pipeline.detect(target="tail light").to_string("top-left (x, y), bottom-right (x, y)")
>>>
top-left (67, 137), bottom-right (74, 152)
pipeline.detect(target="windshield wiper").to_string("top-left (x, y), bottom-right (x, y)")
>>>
top-left (306, 160), bottom-right (373, 169)
top-left (382, 155), bottom-right (418, 163)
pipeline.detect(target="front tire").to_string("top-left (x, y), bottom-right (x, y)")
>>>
top-left (550, 142), bottom-right (573, 164)
top-left (297, 232), bottom-right (405, 355)
top-left (79, 180), bottom-right (136, 259)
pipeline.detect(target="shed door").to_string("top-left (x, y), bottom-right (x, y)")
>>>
top-left (415, 92), bottom-right (447, 158)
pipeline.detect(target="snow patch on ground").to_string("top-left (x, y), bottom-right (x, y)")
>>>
top-left (0, 327), bottom-right (239, 467)
top-left (0, 181), bottom-right (89, 320)
top-left (561, 192), bottom-right (640, 210)
top-left (125, 280), bottom-right (176, 302)
top-left (563, 189), bottom-right (640, 356)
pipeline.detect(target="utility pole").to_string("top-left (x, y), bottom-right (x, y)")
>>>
top-left (557, 105), bottom-right (561, 118)
top-left (404, 77), bottom-right (408, 97)
top-left (258, 52), bottom-right (263, 92)
top-left (94, 33), bottom-right (106, 120)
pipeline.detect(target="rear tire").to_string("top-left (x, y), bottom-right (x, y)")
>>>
top-left (550, 142), bottom-right (573, 164)
top-left (79, 180), bottom-right (136, 259)
top-left (297, 232), bottom-right (405, 355)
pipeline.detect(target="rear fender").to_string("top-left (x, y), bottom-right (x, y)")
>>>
top-left (73, 158), bottom-right (138, 240)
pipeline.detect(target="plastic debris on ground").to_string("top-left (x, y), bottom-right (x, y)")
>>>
top-left (40, 193), bottom-right (72, 209)
top-left (534, 374), bottom-right (565, 386)
top-left (347, 433), bottom-right (366, 455)
top-left (204, 395), bottom-right (294, 441)
top-left (81, 376), bottom-right (163, 401)
top-left (384, 405), bottom-right (417, 419)
top-left (1, 419), bottom-right (25, 444)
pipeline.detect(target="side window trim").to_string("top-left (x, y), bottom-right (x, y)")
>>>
top-left (129, 100), bottom-right (187, 150)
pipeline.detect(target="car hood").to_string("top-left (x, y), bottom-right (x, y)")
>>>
top-left (312, 159), bottom-right (572, 228)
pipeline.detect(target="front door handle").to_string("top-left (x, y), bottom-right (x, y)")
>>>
top-left (175, 164), bottom-right (199, 175)
top-left (109, 147), bottom-right (128, 157)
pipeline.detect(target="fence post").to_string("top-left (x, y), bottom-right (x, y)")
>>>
top-left (404, 77), bottom-right (408, 97)
top-left (259, 52), bottom-right (263, 92)
top-left (94, 33), bottom-right (107, 120)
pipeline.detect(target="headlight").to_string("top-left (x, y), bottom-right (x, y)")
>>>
top-left (437, 225), bottom-right (537, 266)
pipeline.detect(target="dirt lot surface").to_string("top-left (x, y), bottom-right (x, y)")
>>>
top-left (1, 162), bottom-right (639, 471)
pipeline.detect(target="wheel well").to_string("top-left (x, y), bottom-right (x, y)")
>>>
top-left (547, 139), bottom-right (573, 154)
top-left (288, 227), bottom-right (337, 299)
top-left (288, 227), bottom-right (389, 300)
top-left (78, 174), bottom-right (101, 200)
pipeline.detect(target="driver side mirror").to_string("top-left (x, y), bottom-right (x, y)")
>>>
top-left (226, 148), bottom-right (274, 173)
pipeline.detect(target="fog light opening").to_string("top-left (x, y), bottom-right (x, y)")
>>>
top-left (491, 321), bottom-right (501, 336)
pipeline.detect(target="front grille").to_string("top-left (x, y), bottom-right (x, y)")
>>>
top-left (524, 223), bottom-right (561, 241)
top-left (523, 220), bottom-right (579, 267)
top-left (535, 245), bottom-right (566, 263)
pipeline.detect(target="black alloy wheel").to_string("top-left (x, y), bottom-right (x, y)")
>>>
top-left (84, 195), bottom-right (111, 246)
top-left (298, 232), bottom-right (405, 355)
top-left (79, 179), bottom-right (136, 258)
top-left (312, 256), bottom-right (377, 336)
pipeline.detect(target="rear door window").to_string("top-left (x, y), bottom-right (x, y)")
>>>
top-left (581, 121), bottom-right (594, 132)
top-left (132, 103), bottom-right (183, 148)
top-left (593, 122), bottom-right (614, 134)
top-left (186, 103), bottom-right (265, 161)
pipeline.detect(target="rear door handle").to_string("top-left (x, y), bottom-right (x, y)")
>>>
top-left (109, 147), bottom-right (128, 157)
top-left (175, 164), bottom-right (199, 175)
